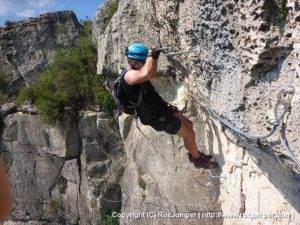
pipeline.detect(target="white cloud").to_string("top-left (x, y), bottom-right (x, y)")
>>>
top-left (0, 0), bottom-right (58, 20)
top-left (29, 0), bottom-right (56, 9)
top-left (16, 9), bottom-right (36, 18)
top-left (0, 1), bottom-right (13, 16)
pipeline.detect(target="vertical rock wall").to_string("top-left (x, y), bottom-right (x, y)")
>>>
top-left (0, 9), bottom-right (125, 225)
top-left (95, 0), bottom-right (300, 224)
top-left (0, 107), bottom-right (124, 225)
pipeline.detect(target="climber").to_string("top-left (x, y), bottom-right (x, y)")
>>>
top-left (113, 43), bottom-right (218, 169)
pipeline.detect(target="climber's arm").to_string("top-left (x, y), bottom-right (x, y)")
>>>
top-left (124, 56), bottom-right (157, 85)
top-left (148, 58), bottom-right (158, 79)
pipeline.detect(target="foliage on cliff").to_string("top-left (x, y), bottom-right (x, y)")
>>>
top-left (0, 69), bottom-right (7, 104)
top-left (102, 0), bottom-right (119, 31)
top-left (96, 0), bottom-right (119, 34)
top-left (19, 20), bottom-right (115, 123)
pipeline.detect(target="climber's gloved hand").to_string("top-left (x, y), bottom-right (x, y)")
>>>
top-left (148, 47), bottom-right (161, 60)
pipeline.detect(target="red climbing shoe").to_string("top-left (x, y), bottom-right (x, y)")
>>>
top-left (188, 153), bottom-right (218, 169)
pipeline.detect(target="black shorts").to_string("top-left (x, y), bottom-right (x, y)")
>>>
top-left (147, 104), bottom-right (182, 135)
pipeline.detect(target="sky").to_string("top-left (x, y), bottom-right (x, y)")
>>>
top-left (0, 0), bottom-right (104, 26)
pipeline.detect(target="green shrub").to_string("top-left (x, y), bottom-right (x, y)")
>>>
top-left (240, 13), bottom-right (246, 20)
top-left (93, 75), bottom-right (116, 117)
top-left (80, 20), bottom-right (93, 37)
top-left (57, 23), bottom-right (67, 34)
top-left (138, 177), bottom-right (147, 191)
top-left (100, 0), bottom-right (119, 33)
top-left (276, 0), bottom-right (287, 33)
top-left (0, 69), bottom-right (7, 104)
top-left (111, 156), bottom-right (125, 184)
top-left (48, 194), bottom-right (63, 214)
top-left (142, 193), bottom-right (146, 201)
top-left (18, 20), bottom-right (116, 123)
top-left (100, 214), bottom-right (119, 225)
top-left (262, 0), bottom-right (287, 33)
top-left (0, 93), bottom-right (5, 105)
top-left (109, 1), bottom-right (119, 17)
top-left (0, 70), bottom-right (6, 90)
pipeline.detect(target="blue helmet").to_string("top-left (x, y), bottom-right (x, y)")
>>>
top-left (126, 43), bottom-right (149, 61)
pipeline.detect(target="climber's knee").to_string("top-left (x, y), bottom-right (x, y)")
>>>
top-left (177, 120), bottom-right (195, 140)
top-left (175, 112), bottom-right (193, 130)
top-left (187, 119), bottom-right (193, 130)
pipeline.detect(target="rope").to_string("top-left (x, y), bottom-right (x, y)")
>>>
top-left (188, 85), bottom-right (300, 168)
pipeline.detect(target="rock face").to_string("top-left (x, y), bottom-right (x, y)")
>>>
top-left (121, 115), bottom-right (223, 225)
top-left (0, 11), bottom-right (81, 100)
top-left (95, 0), bottom-right (300, 225)
top-left (0, 11), bottom-right (125, 225)
top-left (0, 110), bottom-right (124, 225)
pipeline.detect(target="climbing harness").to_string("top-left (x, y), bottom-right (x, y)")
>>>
top-left (187, 85), bottom-right (300, 168)
top-left (112, 70), bottom-right (143, 116)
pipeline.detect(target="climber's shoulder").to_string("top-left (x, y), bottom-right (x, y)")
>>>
top-left (124, 69), bottom-right (151, 85)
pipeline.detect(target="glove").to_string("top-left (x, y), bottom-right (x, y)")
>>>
top-left (148, 48), bottom-right (161, 59)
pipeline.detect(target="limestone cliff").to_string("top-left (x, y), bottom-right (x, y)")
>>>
top-left (0, 11), bottom-right (81, 101)
top-left (95, 0), bottom-right (300, 225)
top-left (0, 10), bottom-right (124, 225)
top-left (1, 104), bottom-right (124, 225)
top-left (0, 1), bottom-right (299, 225)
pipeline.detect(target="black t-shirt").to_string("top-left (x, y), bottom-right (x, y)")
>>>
top-left (120, 71), bottom-right (168, 124)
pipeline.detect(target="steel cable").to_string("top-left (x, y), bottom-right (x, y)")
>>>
top-left (188, 85), bottom-right (299, 168)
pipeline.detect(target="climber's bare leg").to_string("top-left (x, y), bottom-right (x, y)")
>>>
top-left (173, 112), bottom-right (201, 159)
